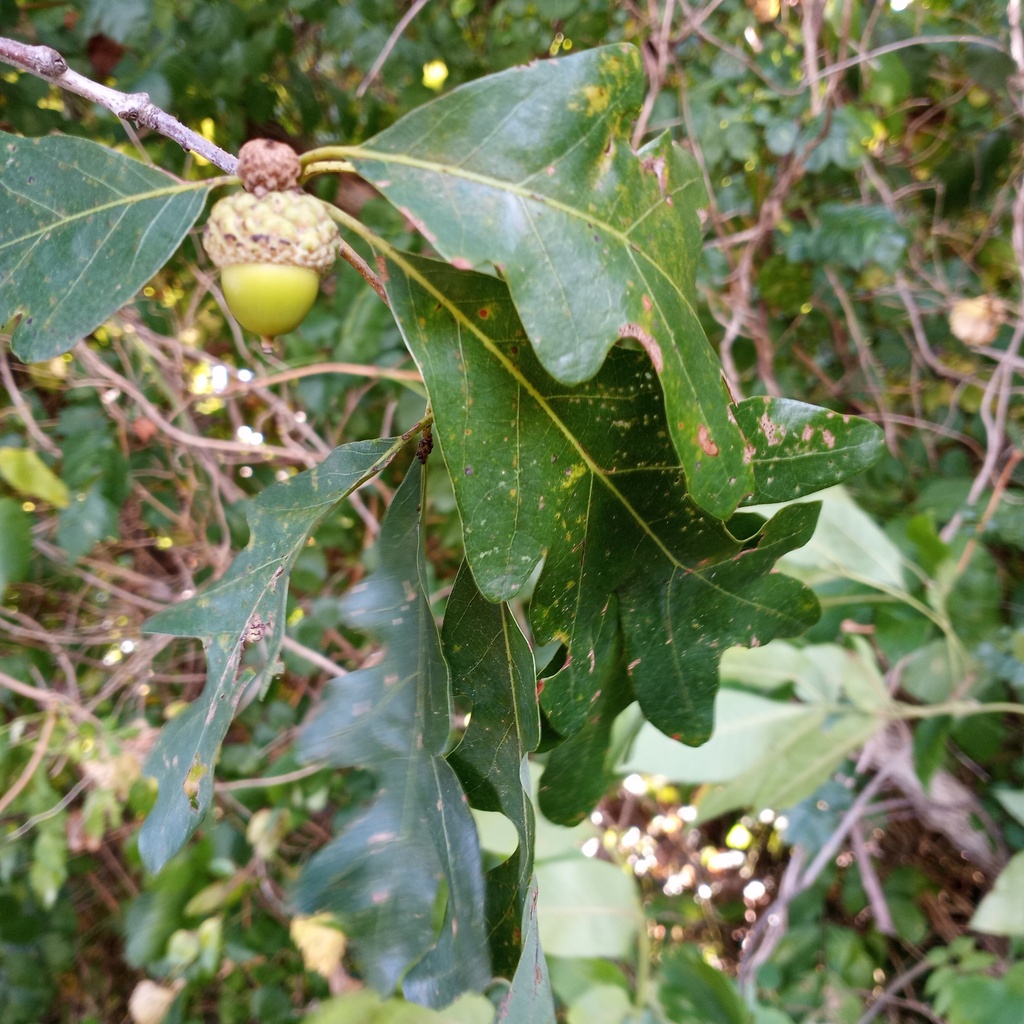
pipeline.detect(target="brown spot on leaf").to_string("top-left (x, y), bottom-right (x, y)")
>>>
top-left (802, 424), bottom-right (814, 442)
top-left (698, 424), bottom-right (720, 456)
top-left (451, 256), bottom-right (473, 270)
top-left (759, 413), bottom-right (783, 446)
top-left (641, 154), bottom-right (668, 195)
top-left (619, 322), bottom-right (663, 372)
top-left (822, 429), bottom-right (836, 449)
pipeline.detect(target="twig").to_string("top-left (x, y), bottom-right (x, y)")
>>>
top-left (339, 239), bottom-right (391, 304)
top-left (632, 0), bottom-right (677, 147)
top-left (0, 343), bottom-right (61, 455)
top-left (0, 667), bottom-right (102, 726)
top-left (356, 0), bottom-right (434, 98)
top-left (0, 703), bottom-right (58, 818)
top-left (73, 345), bottom-right (321, 466)
top-left (855, 959), bottom-right (935, 1024)
top-left (850, 820), bottom-right (895, 936)
top-left (5, 778), bottom-right (88, 840)
top-left (739, 769), bottom-right (892, 992)
top-left (215, 763), bottom-right (326, 792)
top-left (0, 36), bottom-right (237, 174)
top-left (280, 635), bottom-right (349, 677)
top-left (227, 361), bottom-right (422, 392)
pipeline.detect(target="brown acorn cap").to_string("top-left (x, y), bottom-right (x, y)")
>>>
top-left (236, 139), bottom-right (302, 197)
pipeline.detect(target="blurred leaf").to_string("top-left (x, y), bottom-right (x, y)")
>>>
top-left (295, 461), bottom-right (491, 1005)
top-left (304, 990), bottom-right (496, 1024)
top-left (139, 438), bottom-right (399, 874)
top-left (353, 45), bottom-right (753, 518)
top-left (0, 131), bottom-right (207, 361)
top-left (993, 788), bottom-right (1024, 828)
top-left (387, 253), bottom-right (820, 745)
top-left (913, 714), bottom-right (951, 788)
top-left (757, 488), bottom-right (907, 593)
top-left (0, 497), bottom-right (31, 593)
top-left (657, 944), bottom-right (751, 1024)
top-left (971, 852), bottom-right (1024, 937)
top-left (0, 448), bottom-right (69, 507)
top-left (807, 204), bottom-right (907, 273)
top-left (55, 483), bottom-right (119, 559)
top-left (695, 707), bottom-right (879, 822)
top-left (617, 689), bottom-right (815, 784)
top-left (565, 984), bottom-right (632, 1024)
top-left (534, 857), bottom-right (640, 960)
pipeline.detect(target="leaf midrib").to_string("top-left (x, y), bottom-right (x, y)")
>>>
top-left (340, 145), bottom-right (701, 322)
top-left (0, 180), bottom-right (209, 252)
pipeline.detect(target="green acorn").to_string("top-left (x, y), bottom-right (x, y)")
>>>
top-left (203, 140), bottom-right (339, 337)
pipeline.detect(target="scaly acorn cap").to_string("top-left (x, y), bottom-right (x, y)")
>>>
top-left (202, 189), bottom-right (340, 336)
top-left (202, 190), bottom-right (340, 276)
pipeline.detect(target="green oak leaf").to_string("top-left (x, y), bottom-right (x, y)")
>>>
top-left (735, 397), bottom-right (885, 504)
top-left (0, 131), bottom-right (208, 361)
top-left (444, 563), bottom-right (540, 977)
top-left (385, 252), bottom-right (821, 746)
top-left (138, 438), bottom-right (398, 874)
top-left (496, 883), bottom-right (556, 1024)
top-left (295, 462), bottom-right (491, 1006)
top-left (347, 45), bottom-right (752, 519)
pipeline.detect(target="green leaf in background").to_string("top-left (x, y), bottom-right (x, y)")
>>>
top-left (808, 203), bottom-right (908, 272)
top-left (138, 438), bottom-right (399, 874)
top-left (303, 990), bottom-right (496, 1024)
top-left (349, 45), bottom-right (753, 518)
top-left (0, 497), bottom-right (32, 594)
top-left (0, 131), bottom-right (207, 361)
top-left (443, 564), bottom-right (540, 978)
top-left (0, 447), bottom-right (69, 507)
top-left (295, 461), bottom-right (491, 1006)
top-left (657, 944), bottom-right (752, 1024)
top-left (617, 689), bottom-right (816, 784)
top-left (734, 398), bottom-right (885, 505)
top-left (694, 707), bottom-right (879, 823)
top-left (758, 488), bottom-right (907, 593)
top-left (971, 851), bottom-right (1024, 937)
top-left (534, 858), bottom-right (641, 961)
top-left (386, 253), bottom-right (821, 745)
top-left (56, 483), bottom-right (119, 560)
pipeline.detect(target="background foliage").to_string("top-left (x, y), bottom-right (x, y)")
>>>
top-left (1, 1), bottom-right (1023, 1023)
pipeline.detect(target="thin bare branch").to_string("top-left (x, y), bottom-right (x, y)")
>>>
top-left (0, 36), bottom-right (237, 174)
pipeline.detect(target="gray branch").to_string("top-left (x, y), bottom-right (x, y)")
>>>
top-left (0, 36), bottom-right (238, 175)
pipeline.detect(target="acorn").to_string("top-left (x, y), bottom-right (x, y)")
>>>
top-left (203, 140), bottom-right (340, 337)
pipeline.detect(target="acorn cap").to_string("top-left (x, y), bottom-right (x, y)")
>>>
top-left (202, 190), bottom-right (340, 276)
top-left (236, 138), bottom-right (302, 196)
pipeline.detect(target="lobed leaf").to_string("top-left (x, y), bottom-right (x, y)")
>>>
top-left (0, 131), bottom-right (208, 361)
top-left (295, 461), bottom-right (491, 1005)
top-left (443, 565), bottom-right (541, 978)
top-left (385, 252), bottom-right (821, 754)
top-left (348, 45), bottom-right (752, 519)
top-left (138, 438), bottom-right (399, 874)
top-left (735, 397), bottom-right (885, 505)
